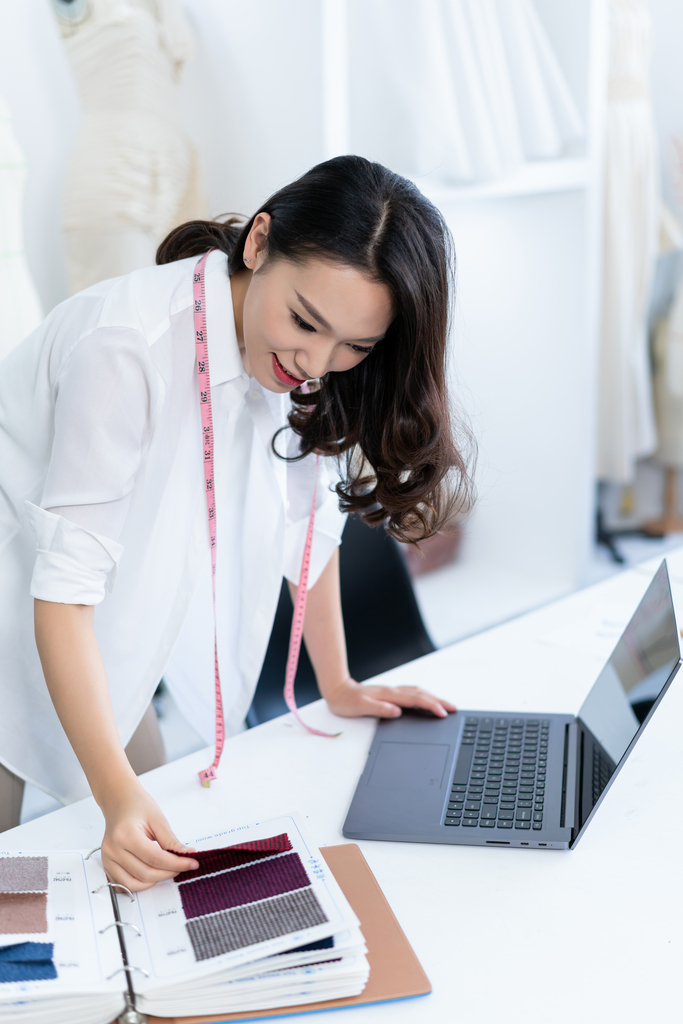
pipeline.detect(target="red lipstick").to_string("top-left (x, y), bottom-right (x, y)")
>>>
top-left (272, 353), bottom-right (306, 387)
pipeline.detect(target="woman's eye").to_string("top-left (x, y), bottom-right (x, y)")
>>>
top-left (351, 344), bottom-right (373, 354)
top-left (291, 311), bottom-right (315, 332)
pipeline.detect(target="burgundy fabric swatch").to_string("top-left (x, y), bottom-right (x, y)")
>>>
top-left (0, 893), bottom-right (48, 934)
top-left (175, 833), bottom-right (292, 883)
top-left (186, 887), bottom-right (328, 961)
top-left (179, 852), bottom-right (309, 920)
top-left (0, 857), bottom-right (48, 894)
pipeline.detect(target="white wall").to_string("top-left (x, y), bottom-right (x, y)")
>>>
top-left (0, 0), bottom-right (79, 313)
top-left (180, 0), bottom-right (325, 220)
top-left (443, 189), bottom-right (591, 582)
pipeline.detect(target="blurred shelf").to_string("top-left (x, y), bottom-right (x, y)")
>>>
top-left (414, 158), bottom-right (591, 204)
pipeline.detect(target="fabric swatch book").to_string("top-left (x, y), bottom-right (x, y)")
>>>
top-left (0, 815), bottom-right (368, 1024)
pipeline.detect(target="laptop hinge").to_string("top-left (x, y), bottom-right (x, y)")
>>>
top-left (561, 720), bottom-right (578, 830)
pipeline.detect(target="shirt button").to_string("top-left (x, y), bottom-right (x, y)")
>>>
top-left (249, 390), bottom-right (259, 400)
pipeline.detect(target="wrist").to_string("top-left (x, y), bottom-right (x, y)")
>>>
top-left (318, 674), bottom-right (356, 702)
top-left (92, 764), bottom-right (142, 816)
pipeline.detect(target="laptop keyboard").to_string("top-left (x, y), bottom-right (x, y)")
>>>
top-left (444, 717), bottom-right (548, 831)
top-left (592, 746), bottom-right (612, 804)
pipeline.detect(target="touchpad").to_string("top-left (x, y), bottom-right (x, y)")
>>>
top-left (367, 742), bottom-right (449, 790)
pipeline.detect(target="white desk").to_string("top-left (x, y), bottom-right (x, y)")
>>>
top-left (4, 553), bottom-right (683, 1024)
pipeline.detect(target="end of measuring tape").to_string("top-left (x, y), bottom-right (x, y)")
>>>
top-left (198, 766), bottom-right (218, 788)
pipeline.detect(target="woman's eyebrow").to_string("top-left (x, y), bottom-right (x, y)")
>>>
top-left (294, 291), bottom-right (385, 344)
top-left (295, 291), bottom-right (332, 331)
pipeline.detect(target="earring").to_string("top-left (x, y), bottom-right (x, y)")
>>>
top-left (244, 257), bottom-right (251, 264)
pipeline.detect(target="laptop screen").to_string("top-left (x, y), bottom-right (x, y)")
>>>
top-left (577, 561), bottom-right (680, 766)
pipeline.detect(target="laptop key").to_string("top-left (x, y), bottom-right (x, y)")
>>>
top-left (533, 812), bottom-right (543, 821)
top-left (445, 820), bottom-right (461, 826)
top-left (481, 808), bottom-right (497, 818)
top-left (498, 820), bottom-right (513, 828)
top-left (463, 818), bottom-right (477, 826)
top-left (451, 784), bottom-right (467, 792)
top-left (498, 810), bottom-right (514, 819)
top-left (480, 819), bottom-right (495, 827)
top-left (465, 802), bottom-right (481, 810)
top-left (516, 809), bottom-right (532, 820)
top-left (532, 823), bottom-right (543, 830)
top-left (515, 821), bottom-right (531, 829)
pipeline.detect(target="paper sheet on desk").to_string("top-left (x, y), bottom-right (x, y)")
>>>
top-left (535, 604), bottom-right (632, 662)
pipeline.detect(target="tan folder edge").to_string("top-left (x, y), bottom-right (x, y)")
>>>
top-left (148, 842), bottom-right (432, 1024)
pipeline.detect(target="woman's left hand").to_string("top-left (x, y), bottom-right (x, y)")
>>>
top-left (323, 678), bottom-right (456, 719)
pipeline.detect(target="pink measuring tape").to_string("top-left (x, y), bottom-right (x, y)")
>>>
top-left (193, 251), bottom-right (338, 787)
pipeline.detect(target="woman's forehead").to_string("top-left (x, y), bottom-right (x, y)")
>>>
top-left (276, 259), bottom-right (393, 335)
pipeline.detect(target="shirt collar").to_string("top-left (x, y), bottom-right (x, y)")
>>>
top-left (204, 248), bottom-right (249, 388)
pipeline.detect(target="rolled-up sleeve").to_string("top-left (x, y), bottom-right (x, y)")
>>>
top-left (25, 503), bottom-right (124, 605)
top-left (283, 453), bottom-right (347, 588)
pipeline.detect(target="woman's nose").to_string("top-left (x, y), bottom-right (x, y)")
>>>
top-left (296, 345), bottom-right (333, 380)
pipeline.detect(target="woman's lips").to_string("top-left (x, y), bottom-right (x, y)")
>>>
top-left (272, 353), bottom-right (306, 387)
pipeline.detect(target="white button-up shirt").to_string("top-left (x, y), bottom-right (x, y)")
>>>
top-left (0, 250), bottom-right (345, 803)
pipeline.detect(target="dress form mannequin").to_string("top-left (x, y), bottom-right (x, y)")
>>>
top-left (54, 0), bottom-right (206, 294)
top-left (639, 128), bottom-right (683, 537)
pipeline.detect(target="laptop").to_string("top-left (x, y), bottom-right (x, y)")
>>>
top-left (343, 560), bottom-right (681, 850)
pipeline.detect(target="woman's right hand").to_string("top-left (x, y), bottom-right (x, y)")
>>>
top-left (100, 779), bottom-right (199, 891)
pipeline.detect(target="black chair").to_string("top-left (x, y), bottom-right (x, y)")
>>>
top-left (246, 514), bottom-right (435, 727)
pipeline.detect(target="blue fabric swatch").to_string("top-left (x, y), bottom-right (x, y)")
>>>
top-left (290, 936), bottom-right (334, 953)
top-left (0, 942), bottom-right (54, 962)
top-left (0, 942), bottom-right (56, 984)
top-left (0, 960), bottom-right (57, 983)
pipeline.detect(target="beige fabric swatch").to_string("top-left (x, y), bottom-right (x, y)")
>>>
top-left (0, 892), bottom-right (48, 934)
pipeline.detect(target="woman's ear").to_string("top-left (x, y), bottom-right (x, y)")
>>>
top-left (243, 212), bottom-right (271, 269)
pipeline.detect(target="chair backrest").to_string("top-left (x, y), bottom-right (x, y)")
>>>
top-left (246, 515), bottom-right (435, 727)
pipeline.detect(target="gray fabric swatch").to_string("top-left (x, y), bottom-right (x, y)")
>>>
top-left (186, 886), bottom-right (328, 961)
top-left (0, 857), bottom-right (48, 894)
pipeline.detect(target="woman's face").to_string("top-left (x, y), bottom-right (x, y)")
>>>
top-left (234, 214), bottom-right (394, 393)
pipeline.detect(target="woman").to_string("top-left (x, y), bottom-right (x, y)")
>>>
top-left (0, 156), bottom-right (470, 887)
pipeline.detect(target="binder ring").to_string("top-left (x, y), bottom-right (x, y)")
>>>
top-left (99, 920), bottom-right (142, 937)
top-left (92, 881), bottom-right (135, 902)
top-left (107, 965), bottom-right (150, 981)
top-left (85, 846), bottom-right (102, 860)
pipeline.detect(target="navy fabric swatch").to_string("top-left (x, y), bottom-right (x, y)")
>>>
top-left (0, 960), bottom-right (57, 983)
top-left (289, 936), bottom-right (335, 953)
top-left (0, 942), bottom-right (54, 962)
top-left (0, 943), bottom-right (56, 984)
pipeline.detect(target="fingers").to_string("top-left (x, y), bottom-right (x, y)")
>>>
top-left (358, 695), bottom-right (403, 719)
top-left (369, 685), bottom-right (456, 718)
top-left (102, 825), bottom-right (198, 891)
top-left (147, 818), bottom-right (198, 871)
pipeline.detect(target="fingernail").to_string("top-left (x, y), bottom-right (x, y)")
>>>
top-left (392, 707), bottom-right (402, 717)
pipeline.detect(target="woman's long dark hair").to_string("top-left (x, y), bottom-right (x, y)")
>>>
top-left (157, 155), bottom-right (473, 543)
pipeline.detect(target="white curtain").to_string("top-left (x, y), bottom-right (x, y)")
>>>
top-left (597, 0), bottom-right (659, 484)
top-left (353, 0), bottom-right (583, 185)
top-left (0, 96), bottom-right (43, 361)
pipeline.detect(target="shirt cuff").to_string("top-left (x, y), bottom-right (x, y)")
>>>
top-left (284, 497), bottom-right (347, 588)
top-left (25, 502), bottom-right (124, 605)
